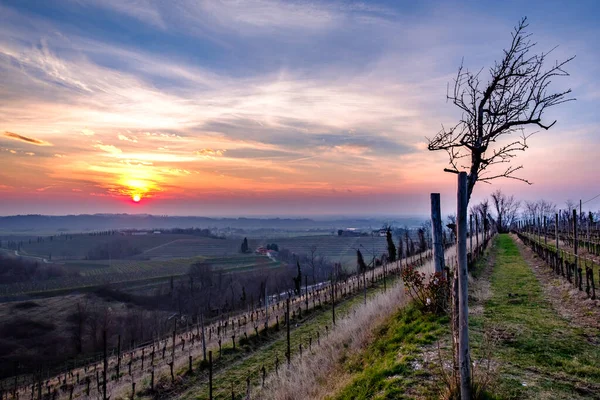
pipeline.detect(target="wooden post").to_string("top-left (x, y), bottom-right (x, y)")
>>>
top-left (544, 216), bottom-right (547, 245)
top-left (172, 328), bottom-right (176, 365)
top-left (286, 298), bottom-right (291, 365)
top-left (469, 213), bottom-right (473, 255)
top-left (573, 209), bottom-right (578, 287)
top-left (555, 213), bottom-right (559, 252)
top-left (116, 334), bottom-right (121, 381)
top-left (131, 382), bottom-right (135, 400)
top-left (431, 193), bottom-right (445, 273)
top-left (201, 313), bottom-right (207, 362)
top-left (102, 330), bottom-right (107, 400)
top-left (209, 351), bottom-right (213, 400)
top-left (457, 172), bottom-right (472, 399)
top-left (331, 276), bottom-right (336, 326)
top-left (475, 215), bottom-right (479, 256)
top-left (246, 376), bottom-right (250, 400)
top-left (305, 274), bottom-right (309, 312)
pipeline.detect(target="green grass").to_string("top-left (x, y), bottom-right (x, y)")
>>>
top-left (330, 306), bottom-right (448, 400)
top-left (471, 234), bottom-right (600, 399)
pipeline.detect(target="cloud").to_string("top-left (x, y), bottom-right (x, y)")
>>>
top-left (25, 152), bottom-right (35, 156)
top-left (4, 131), bottom-right (52, 146)
top-left (93, 143), bottom-right (123, 155)
top-left (195, 148), bottom-right (226, 157)
top-left (118, 134), bottom-right (138, 142)
top-left (54, 153), bottom-right (66, 158)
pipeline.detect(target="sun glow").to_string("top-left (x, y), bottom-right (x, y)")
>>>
top-left (132, 194), bottom-right (141, 202)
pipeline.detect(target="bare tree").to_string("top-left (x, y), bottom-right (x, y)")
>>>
top-left (69, 300), bottom-right (89, 354)
top-left (428, 17), bottom-right (574, 201)
top-left (490, 189), bottom-right (521, 233)
top-left (565, 199), bottom-right (577, 213)
top-left (427, 18), bottom-right (573, 397)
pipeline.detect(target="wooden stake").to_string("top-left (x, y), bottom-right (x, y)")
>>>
top-left (457, 172), bottom-right (472, 399)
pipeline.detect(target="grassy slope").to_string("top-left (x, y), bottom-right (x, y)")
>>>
top-left (330, 306), bottom-right (447, 400)
top-left (470, 234), bottom-right (600, 399)
top-left (329, 234), bottom-right (600, 399)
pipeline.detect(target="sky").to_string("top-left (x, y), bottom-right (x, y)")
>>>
top-left (0, 0), bottom-right (598, 217)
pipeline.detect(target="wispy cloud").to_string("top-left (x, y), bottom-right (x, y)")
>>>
top-left (4, 131), bottom-right (52, 146)
top-left (93, 143), bottom-right (122, 155)
top-left (118, 133), bottom-right (138, 142)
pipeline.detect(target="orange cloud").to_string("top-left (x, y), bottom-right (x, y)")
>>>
top-left (4, 131), bottom-right (52, 146)
top-left (93, 143), bottom-right (123, 154)
top-left (195, 148), bottom-right (226, 157)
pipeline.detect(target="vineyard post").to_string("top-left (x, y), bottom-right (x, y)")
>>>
top-left (457, 172), bottom-right (472, 399)
top-left (475, 215), bottom-right (479, 258)
top-left (431, 193), bottom-right (445, 273)
top-left (555, 213), bottom-right (559, 252)
top-left (383, 259), bottom-right (386, 292)
top-left (116, 335), bottom-right (121, 381)
top-left (172, 327), bottom-right (176, 365)
top-left (469, 213), bottom-right (473, 255)
top-left (209, 351), bottom-right (213, 400)
top-left (573, 209), bottom-right (578, 287)
top-left (544, 216), bottom-right (547, 245)
top-left (587, 212), bottom-right (591, 252)
top-left (201, 313), bottom-right (207, 362)
top-left (102, 330), bottom-right (107, 400)
top-left (331, 274), bottom-right (336, 325)
top-left (305, 274), bottom-right (309, 313)
top-left (286, 298), bottom-right (291, 365)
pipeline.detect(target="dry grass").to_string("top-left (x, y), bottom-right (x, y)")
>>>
top-left (257, 237), bottom-right (481, 400)
top-left (259, 280), bottom-right (408, 400)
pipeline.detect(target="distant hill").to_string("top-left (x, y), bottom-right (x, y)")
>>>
top-left (0, 214), bottom-right (425, 233)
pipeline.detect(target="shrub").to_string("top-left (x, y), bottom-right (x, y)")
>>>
top-left (401, 265), bottom-right (447, 314)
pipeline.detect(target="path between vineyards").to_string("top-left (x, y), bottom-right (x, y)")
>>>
top-left (469, 234), bottom-right (600, 399)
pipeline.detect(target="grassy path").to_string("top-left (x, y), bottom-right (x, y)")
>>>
top-left (471, 234), bottom-right (600, 399)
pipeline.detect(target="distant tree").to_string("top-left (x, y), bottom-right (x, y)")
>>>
top-left (240, 237), bottom-right (249, 253)
top-left (385, 228), bottom-right (397, 262)
top-left (397, 237), bottom-right (404, 261)
top-left (337, 229), bottom-right (343, 236)
top-left (240, 286), bottom-right (247, 307)
top-left (404, 227), bottom-right (410, 257)
top-left (293, 261), bottom-right (302, 295)
top-left (446, 214), bottom-right (457, 243)
top-left (417, 228), bottom-right (427, 253)
top-left (68, 300), bottom-right (89, 354)
top-left (356, 249), bottom-right (367, 274)
top-left (308, 245), bottom-right (318, 284)
top-left (490, 189), bottom-right (521, 233)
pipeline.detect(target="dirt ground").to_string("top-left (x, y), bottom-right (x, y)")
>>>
top-left (512, 234), bottom-right (600, 335)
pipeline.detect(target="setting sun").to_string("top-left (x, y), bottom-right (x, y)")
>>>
top-left (132, 194), bottom-right (141, 203)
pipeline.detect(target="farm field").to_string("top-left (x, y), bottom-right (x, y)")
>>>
top-left (141, 235), bottom-right (389, 269)
top-left (0, 254), bottom-right (282, 298)
top-left (12, 234), bottom-right (196, 260)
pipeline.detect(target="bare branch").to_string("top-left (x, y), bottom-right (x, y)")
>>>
top-left (428, 16), bottom-right (574, 201)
